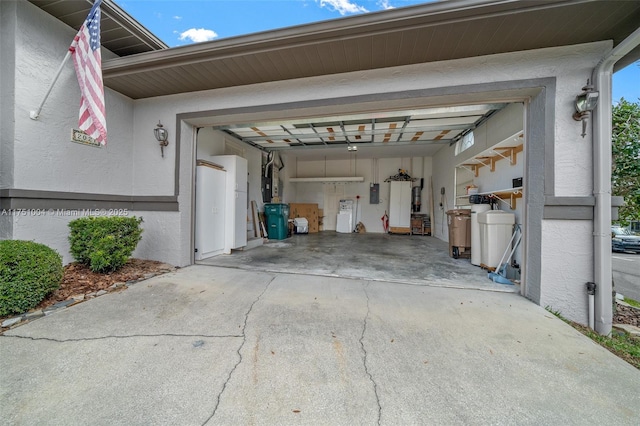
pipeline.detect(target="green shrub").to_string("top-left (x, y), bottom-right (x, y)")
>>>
top-left (68, 216), bottom-right (143, 273)
top-left (0, 240), bottom-right (63, 316)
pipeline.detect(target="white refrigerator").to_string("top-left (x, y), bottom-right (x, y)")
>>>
top-left (210, 155), bottom-right (248, 254)
top-left (195, 163), bottom-right (226, 260)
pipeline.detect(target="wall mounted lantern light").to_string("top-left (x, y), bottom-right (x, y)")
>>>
top-left (154, 121), bottom-right (169, 157)
top-left (572, 82), bottom-right (599, 138)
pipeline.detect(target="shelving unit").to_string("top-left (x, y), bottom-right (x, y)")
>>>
top-left (456, 187), bottom-right (523, 210)
top-left (459, 144), bottom-right (523, 177)
top-left (455, 131), bottom-right (524, 209)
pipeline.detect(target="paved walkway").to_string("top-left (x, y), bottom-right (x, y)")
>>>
top-left (1, 266), bottom-right (639, 425)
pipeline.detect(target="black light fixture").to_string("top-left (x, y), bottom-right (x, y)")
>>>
top-left (154, 120), bottom-right (169, 157)
top-left (572, 81), bottom-right (599, 138)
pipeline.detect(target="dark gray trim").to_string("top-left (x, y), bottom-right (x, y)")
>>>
top-left (544, 196), bottom-right (595, 206)
top-left (543, 196), bottom-right (597, 220)
top-left (177, 78), bottom-right (556, 285)
top-left (178, 80), bottom-right (553, 124)
top-left (523, 86), bottom-right (552, 305)
top-left (175, 116), bottom-right (182, 197)
top-left (0, 189), bottom-right (178, 211)
top-left (544, 206), bottom-right (593, 220)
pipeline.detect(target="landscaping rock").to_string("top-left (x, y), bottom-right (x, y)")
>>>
top-left (96, 290), bottom-right (108, 296)
top-left (24, 310), bottom-right (44, 320)
top-left (613, 324), bottom-right (640, 338)
top-left (2, 317), bottom-right (23, 328)
top-left (52, 300), bottom-right (75, 309)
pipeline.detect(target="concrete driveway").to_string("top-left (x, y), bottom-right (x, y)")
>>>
top-left (1, 265), bottom-right (639, 425)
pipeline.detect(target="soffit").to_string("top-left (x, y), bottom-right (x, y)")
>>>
top-left (102, 0), bottom-right (640, 99)
top-left (27, 0), bottom-right (167, 56)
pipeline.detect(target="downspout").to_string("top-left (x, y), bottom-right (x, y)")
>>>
top-left (591, 27), bottom-right (640, 335)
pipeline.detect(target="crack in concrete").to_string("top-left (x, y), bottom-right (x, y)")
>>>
top-left (360, 282), bottom-right (382, 425)
top-left (0, 333), bottom-right (242, 343)
top-left (202, 276), bottom-right (275, 426)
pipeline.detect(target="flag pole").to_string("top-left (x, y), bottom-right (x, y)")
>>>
top-left (29, 50), bottom-right (72, 120)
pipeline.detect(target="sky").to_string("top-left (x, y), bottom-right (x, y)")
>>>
top-left (113, 0), bottom-right (639, 103)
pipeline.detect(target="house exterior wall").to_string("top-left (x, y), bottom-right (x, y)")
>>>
top-left (130, 41), bottom-right (607, 323)
top-left (1, 1), bottom-right (174, 265)
top-left (3, 0), bottom-right (612, 325)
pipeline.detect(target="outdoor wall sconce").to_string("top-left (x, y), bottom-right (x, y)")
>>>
top-left (572, 82), bottom-right (599, 138)
top-left (154, 120), bottom-right (169, 157)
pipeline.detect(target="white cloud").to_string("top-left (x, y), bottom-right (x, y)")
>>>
top-left (178, 28), bottom-right (218, 43)
top-left (378, 0), bottom-right (395, 10)
top-left (318, 0), bottom-right (368, 15)
top-left (173, 16), bottom-right (183, 20)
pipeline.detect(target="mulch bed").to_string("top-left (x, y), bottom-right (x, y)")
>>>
top-left (35, 259), bottom-right (174, 308)
top-left (0, 259), bottom-right (174, 328)
top-left (614, 303), bottom-right (640, 328)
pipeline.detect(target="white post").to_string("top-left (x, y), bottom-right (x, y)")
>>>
top-left (30, 50), bottom-right (72, 120)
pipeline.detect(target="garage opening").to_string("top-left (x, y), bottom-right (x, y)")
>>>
top-left (192, 100), bottom-right (526, 293)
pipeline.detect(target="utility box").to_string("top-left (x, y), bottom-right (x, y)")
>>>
top-left (447, 209), bottom-right (471, 259)
top-left (264, 203), bottom-right (290, 240)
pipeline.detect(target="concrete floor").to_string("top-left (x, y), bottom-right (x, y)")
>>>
top-left (198, 232), bottom-right (519, 293)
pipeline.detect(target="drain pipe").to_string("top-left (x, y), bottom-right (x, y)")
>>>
top-left (591, 26), bottom-right (640, 336)
top-left (586, 282), bottom-right (596, 330)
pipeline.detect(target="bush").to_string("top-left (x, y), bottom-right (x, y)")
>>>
top-left (0, 240), bottom-right (63, 316)
top-left (68, 216), bottom-right (143, 273)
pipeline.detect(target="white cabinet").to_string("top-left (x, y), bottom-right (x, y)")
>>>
top-left (389, 181), bottom-right (411, 231)
top-left (210, 155), bottom-right (248, 253)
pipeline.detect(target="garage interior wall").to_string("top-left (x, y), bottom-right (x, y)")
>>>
top-left (283, 155), bottom-right (433, 233)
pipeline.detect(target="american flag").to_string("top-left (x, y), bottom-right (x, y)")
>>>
top-left (69, 0), bottom-right (107, 146)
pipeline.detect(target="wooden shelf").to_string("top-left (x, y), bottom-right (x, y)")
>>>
top-left (460, 145), bottom-right (523, 177)
top-left (455, 131), bottom-right (524, 209)
top-left (456, 187), bottom-right (523, 210)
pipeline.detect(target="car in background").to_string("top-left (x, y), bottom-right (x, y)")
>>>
top-left (611, 226), bottom-right (640, 253)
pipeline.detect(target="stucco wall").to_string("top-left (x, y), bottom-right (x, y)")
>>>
top-left (12, 0), bottom-right (134, 194)
top-left (0, 1), bottom-right (17, 191)
top-left (2, 1), bottom-right (166, 265)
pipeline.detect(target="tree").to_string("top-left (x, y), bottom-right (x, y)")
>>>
top-left (611, 98), bottom-right (640, 225)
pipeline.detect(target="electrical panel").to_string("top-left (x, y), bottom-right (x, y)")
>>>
top-left (370, 183), bottom-right (379, 204)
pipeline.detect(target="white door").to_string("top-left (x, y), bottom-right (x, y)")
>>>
top-left (323, 184), bottom-right (345, 231)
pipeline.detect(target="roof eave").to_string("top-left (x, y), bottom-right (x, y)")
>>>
top-left (103, 0), bottom-right (576, 72)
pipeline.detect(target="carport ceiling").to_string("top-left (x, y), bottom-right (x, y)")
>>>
top-left (215, 103), bottom-right (505, 160)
